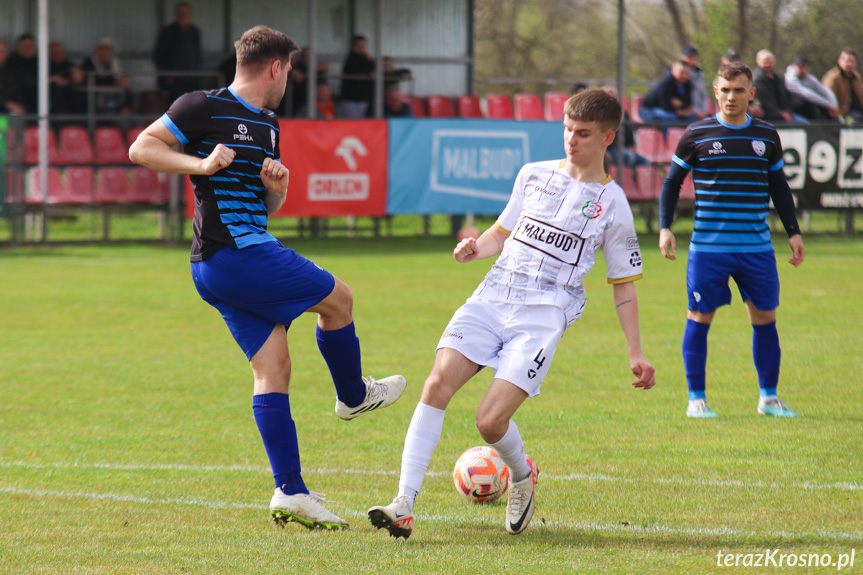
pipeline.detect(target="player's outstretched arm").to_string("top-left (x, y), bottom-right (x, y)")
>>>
top-left (788, 233), bottom-right (805, 268)
top-left (453, 224), bottom-right (509, 263)
top-left (129, 120), bottom-right (235, 176)
top-left (612, 281), bottom-right (656, 390)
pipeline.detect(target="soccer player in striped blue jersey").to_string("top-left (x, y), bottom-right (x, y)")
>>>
top-left (130, 26), bottom-right (405, 530)
top-left (659, 61), bottom-right (805, 418)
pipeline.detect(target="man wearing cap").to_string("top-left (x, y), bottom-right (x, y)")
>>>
top-left (785, 56), bottom-right (839, 121)
top-left (681, 46), bottom-right (710, 119)
top-left (80, 37), bottom-right (132, 116)
top-left (821, 47), bottom-right (863, 124)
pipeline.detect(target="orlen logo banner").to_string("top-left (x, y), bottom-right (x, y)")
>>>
top-left (388, 119), bottom-right (561, 214)
top-left (277, 119), bottom-right (387, 217)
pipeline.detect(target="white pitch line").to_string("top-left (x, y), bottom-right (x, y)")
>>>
top-left (2, 460), bottom-right (861, 492)
top-left (1, 485), bottom-right (860, 542)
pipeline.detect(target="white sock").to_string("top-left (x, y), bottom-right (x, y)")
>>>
top-left (397, 402), bottom-right (446, 504)
top-left (490, 420), bottom-right (531, 483)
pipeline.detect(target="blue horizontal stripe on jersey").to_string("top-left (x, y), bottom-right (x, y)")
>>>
top-left (672, 155), bottom-right (692, 170)
top-left (699, 155), bottom-right (770, 162)
top-left (695, 167), bottom-right (766, 174)
top-left (217, 199), bottom-right (266, 212)
top-left (221, 212), bottom-right (268, 226)
top-left (224, 159), bottom-right (263, 167)
top-left (210, 176), bottom-right (241, 182)
top-left (202, 141), bottom-right (274, 156)
top-left (692, 230), bottom-right (771, 244)
top-left (692, 180), bottom-right (768, 187)
top-left (695, 221), bottom-right (770, 231)
top-left (247, 185), bottom-right (266, 191)
top-left (696, 209), bottom-right (769, 220)
top-left (694, 135), bottom-right (775, 144)
top-left (160, 114), bottom-right (189, 145)
top-left (695, 200), bottom-right (770, 209)
top-left (213, 188), bottom-right (259, 199)
top-left (230, 226), bottom-right (276, 247)
top-left (211, 116), bottom-right (280, 129)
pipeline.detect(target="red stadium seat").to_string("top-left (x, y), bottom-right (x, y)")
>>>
top-left (457, 94), bottom-right (483, 118)
top-left (665, 127), bottom-right (686, 159)
top-left (680, 172), bottom-right (696, 200)
top-left (126, 126), bottom-right (147, 149)
top-left (24, 127), bottom-right (60, 165)
top-left (60, 167), bottom-right (96, 204)
top-left (514, 93), bottom-right (544, 120)
top-left (130, 168), bottom-right (168, 203)
top-left (58, 126), bottom-right (94, 164)
top-left (26, 166), bottom-right (65, 203)
top-left (634, 166), bottom-right (662, 200)
top-left (485, 94), bottom-right (514, 119)
top-left (608, 165), bottom-right (637, 198)
top-left (426, 95), bottom-right (455, 118)
top-left (94, 127), bottom-right (131, 164)
top-left (408, 95), bottom-right (426, 118)
top-left (96, 168), bottom-right (133, 203)
top-left (635, 127), bottom-right (667, 163)
top-left (544, 92), bottom-right (569, 122)
top-left (630, 93), bottom-right (645, 123)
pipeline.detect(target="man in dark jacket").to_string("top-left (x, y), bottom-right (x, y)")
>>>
top-left (639, 61), bottom-right (697, 124)
top-left (154, 2), bottom-right (202, 104)
top-left (753, 49), bottom-right (806, 124)
top-left (339, 35), bottom-right (374, 118)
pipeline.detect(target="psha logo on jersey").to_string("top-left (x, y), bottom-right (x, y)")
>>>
top-left (582, 200), bottom-right (602, 219)
top-left (752, 140), bottom-right (766, 156)
top-left (708, 141), bottom-right (726, 155)
top-left (234, 123), bottom-right (254, 142)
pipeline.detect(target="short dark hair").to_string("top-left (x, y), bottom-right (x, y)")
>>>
top-left (716, 61), bottom-right (753, 83)
top-left (351, 34), bottom-right (367, 47)
top-left (563, 88), bottom-right (623, 132)
top-left (841, 47), bottom-right (859, 60)
top-left (235, 26), bottom-right (298, 72)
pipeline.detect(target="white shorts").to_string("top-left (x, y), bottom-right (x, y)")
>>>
top-left (437, 296), bottom-right (567, 397)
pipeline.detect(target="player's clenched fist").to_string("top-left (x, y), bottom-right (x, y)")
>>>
top-left (453, 237), bottom-right (478, 263)
top-left (261, 157), bottom-right (289, 194)
top-left (200, 144), bottom-right (235, 175)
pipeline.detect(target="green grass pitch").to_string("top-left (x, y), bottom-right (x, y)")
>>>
top-left (1, 235), bottom-right (860, 574)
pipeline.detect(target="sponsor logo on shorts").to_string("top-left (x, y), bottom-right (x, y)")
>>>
top-left (442, 328), bottom-right (464, 340)
top-left (629, 251), bottom-right (642, 267)
top-left (626, 236), bottom-right (640, 250)
top-left (693, 291), bottom-right (702, 302)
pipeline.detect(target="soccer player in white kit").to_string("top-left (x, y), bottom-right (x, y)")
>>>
top-left (368, 89), bottom-right (657, 540)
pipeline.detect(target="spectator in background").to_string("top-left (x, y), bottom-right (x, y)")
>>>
top-left (722, 48), bottom-right (764, 118)
top-left (571, 82), bottom-right (589, 95)
top-left (753, 49), bottom-right (807, 124)
top-left (49, 42), bottom-right (85, 114)
top-left (296, 83), bottom-right (337, 120)
top-left (639, 60), bottom-right (697, 124)
top-left (681, 46), bottom-right (710, 119)
top-left (154, 2), bottom-right (203, 104)
top-left (601, 84), bottom-right (649, 168)
top-left (785, 56), bottom-right (839, 121)
top-left (6, 34), bottom-right (38, 113)
top-left (217, 50), bottom-right (237, 86)
top-left (340, 34), bottom-right (375, 118)
top-left (383, 57), bottom-right (412, 91)
top-left (383, 86), bottom-right (412, 118)
top-left (81, 37), bottom-right (132, 116)
top-left (821, 47), bottom-right (863, 124)
top-left (0, 40), bottom-right (26, 115)
top-left (289, 47), bottom-right (330, 116)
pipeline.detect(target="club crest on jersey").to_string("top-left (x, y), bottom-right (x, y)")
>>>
top-left (752, 140), bottom-right (766, 156)
top-left (234, 123), bottom-right (254, 142)
top-left (582, 200), bottom-right (602, 219)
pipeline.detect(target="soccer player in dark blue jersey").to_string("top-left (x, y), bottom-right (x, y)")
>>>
top-left (658, 61), bottom-right (805, 418)
top-left (129, 26), bottom-right (405, 530)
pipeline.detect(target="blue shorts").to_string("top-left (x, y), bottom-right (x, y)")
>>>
top-left (191, 241), bottom-right (335, 360)
top-left (686, 250), bottom-right (779, 313)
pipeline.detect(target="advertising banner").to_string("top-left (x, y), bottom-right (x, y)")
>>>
top-left (387, 119), bottom-right (563, 214)
top-left (277, 119), bottom-right (388, 217)
top-left (778, 126), bottom-right (863, 209)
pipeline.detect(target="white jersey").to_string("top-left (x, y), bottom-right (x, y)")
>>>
top-left (473, 159), bottom-right (643, 327)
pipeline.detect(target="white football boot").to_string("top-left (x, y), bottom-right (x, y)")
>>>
top-left (757, 396), bottom-right (798, 417)
top-left (335, 375), bottom-right (407, 420)
top-left (368, 495), bottom-right (414, 540)
top-left (506, 457), bottom-right (539, 534)
top-left (686, 398), bottom-right (718, 418)
top-left (270, 488), bottom-right (349, 530)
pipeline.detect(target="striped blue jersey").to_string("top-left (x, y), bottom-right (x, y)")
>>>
top-left (161, 87), bottom-right (280, 261)
top-left (671, 114), bottom-right (785, 253)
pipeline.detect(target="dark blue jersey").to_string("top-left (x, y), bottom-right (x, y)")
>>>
top-left (161, 87), bottom-right (280, 261)
top-left (670, 114), bottom-right (787, 253)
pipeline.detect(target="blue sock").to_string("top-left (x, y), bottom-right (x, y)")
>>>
top-left (317, 322), bottom-right (366, 408)
top-left (752, 322), bottom-right (781, 394)
top-left (252, 393), bottom-right (307, 495)
top-left (683, 319), bottom-right (710, 400)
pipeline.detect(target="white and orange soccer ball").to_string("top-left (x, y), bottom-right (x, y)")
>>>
top-left (452, 446), bottom-right (510, 503)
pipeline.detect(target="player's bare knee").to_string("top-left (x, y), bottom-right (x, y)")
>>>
top-left (475, 411), bottom-right (507, 444)
top-left (420, 372), bottom-right (456, 409)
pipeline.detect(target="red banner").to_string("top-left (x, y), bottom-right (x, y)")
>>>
top-left (276, 119), bottom-right (388, 217)
top-left (184, 119), bottom-right (388, 219)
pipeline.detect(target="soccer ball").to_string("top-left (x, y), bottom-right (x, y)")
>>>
top-left (452, 446), bottom-right (510, 503)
